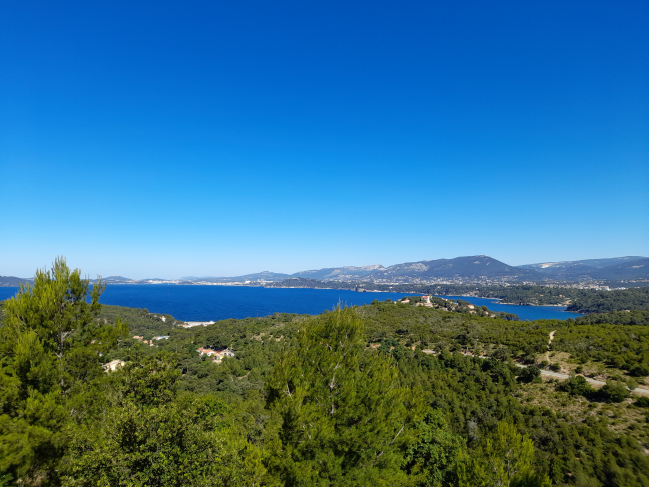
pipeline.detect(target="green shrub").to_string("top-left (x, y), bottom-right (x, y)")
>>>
top-left (518, 365), bottom-right (541, 383)
top-left (634, 396), bottom-right (649, 408)
top-left (629, 363), bottom-right (649, 377)
top-left (491, 347), bottom-right (511, 361)
top-left (558, 375), bottom-right (595, 397)
top-left (601, 381), bottom-right (630, 403)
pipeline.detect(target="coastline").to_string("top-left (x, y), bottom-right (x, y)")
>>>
top-left (429, 293), bottom-right (575, 311)
top-left (1, 283), bottom-right (581, 314)
top-left (498, 302), bottom-right (569, 307)
top-left (264, 286), bottom-right (577, 310)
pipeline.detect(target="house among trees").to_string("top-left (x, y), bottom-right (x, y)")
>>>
top-left (102, 359), bottom-right (125, 372)
top-left (196, 347), bottom-right (235, 363)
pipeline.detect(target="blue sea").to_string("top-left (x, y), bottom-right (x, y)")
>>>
top-left (434, 295), bottom-right (582, 321)
top-left (0, 285), bottom-right (582, 322)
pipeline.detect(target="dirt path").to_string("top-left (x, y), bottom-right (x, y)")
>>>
top-left (514, 364), bottom-right (649, 395)
top-left (545, 330), bottom-right (556, 361)
top-left (422, 349), bottom-right (649, 396)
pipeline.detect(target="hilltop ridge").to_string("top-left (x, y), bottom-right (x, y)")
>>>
top-left (2, 255), bottom-right (647, 288)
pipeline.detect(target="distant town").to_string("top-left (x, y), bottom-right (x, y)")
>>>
top-left (4, 254), bottom-right (644, 289)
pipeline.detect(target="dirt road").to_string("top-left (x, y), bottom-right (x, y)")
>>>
top-left (515, 364), bottom-right (649, 395)
top-left (421, 349), bottom-right (649, 396)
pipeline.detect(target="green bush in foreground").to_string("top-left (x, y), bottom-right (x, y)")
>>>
top-left (61, 362), bottom-right (265, 486)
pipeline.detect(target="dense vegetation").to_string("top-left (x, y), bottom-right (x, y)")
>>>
top-left (97, 305), bottom-right (183, 338)
top-left (386, 284), bottom-right (581, 306)
top-left (1, 260), bottom-right (649, 486)
top-left (574, 310), bottom-right (649, 326)
top-left (565, 287), bottom-right (649, 313)
top-left (552, 323), bottom-right (649, 375)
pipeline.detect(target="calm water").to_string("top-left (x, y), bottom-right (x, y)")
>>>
top-left (0, 286), bottom-right (582, 321)
top-left (435, 295), bottom-right (582, 321)
top-left (0, 288), bottom-right (20, 303)
top-left (0, 286), bottom-right (415, 321)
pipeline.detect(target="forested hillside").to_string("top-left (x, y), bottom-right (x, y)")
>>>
top-left (575, 310), bottom-right (649, 327)
top-left (519, 256), bottom-right (648, 280)
top-left (590, 258), bottom-right (649, 280)
top-left (2, 260), bottom-right (649, 486)
top-left (566, 287), bottom-right (649, 313)
top-left (0, 276), bottom-right (32, 287)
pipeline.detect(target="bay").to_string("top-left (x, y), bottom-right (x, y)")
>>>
top-left (434, 295), bottom-right (582, 321)
top-left (1, 285), bottom-right (582, 322)
top-left (95, 285), bottom-right (416, 321)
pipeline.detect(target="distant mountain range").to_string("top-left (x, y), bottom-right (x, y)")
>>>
top-left (519, 256), bottom-right (648, 281)
top-left (588, 258), bottom-right (649, 280)
top-left (367, 256), bottom-right (538, 282)
top-left (1, 255), bottom-right (647, 288)
top-left (0, 275), bottom-right (32, 287)
top-left (203, 255), bottom-right (648, 284)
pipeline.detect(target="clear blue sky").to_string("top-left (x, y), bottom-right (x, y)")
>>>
top-left (1, 0), bottom-right (647, 279)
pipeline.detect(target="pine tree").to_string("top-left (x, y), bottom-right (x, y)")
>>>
top-left (0, 258), bottom-right (118, 484)
top-left (265, 306), bottom-right (426, 486)
top-left (458, 422), bottom-right (551, 487)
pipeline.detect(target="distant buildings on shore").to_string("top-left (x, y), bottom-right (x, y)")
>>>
top-left (182, 321), bottom-right (215, 328)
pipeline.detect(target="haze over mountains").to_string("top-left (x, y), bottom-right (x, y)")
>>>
top-left (3, 255), bottom-right (647, 287)
top-left (519, 256), bottom-right (648, 280)
top-left (271, 256), bottom-right (648, 284)
top-left (0, 275), bottom-right (32, 287)
top-left (178, 256), bottom-right (647, 284)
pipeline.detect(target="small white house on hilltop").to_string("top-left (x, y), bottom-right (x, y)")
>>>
top-left (103, 359), bottom-right (125, 372)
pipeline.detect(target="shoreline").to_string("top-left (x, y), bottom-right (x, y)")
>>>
top-left (265, 287), bottom-right (579, 313)
top-left (430, 293), bottom-right (577, 312)
top-left (2, 284), bottom-right (581, 313)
